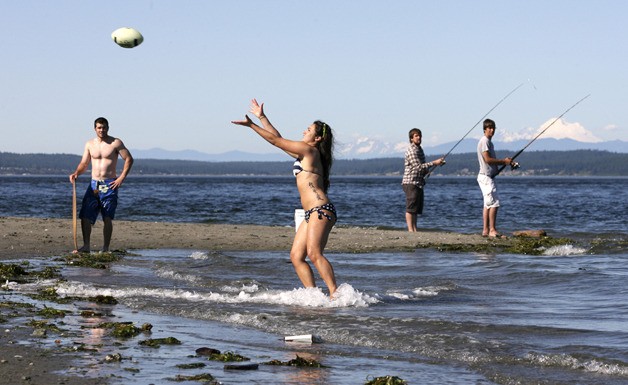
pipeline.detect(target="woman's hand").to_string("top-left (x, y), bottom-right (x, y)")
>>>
top-left (231, 115), bottom-right (254, 127)
top-left (249, 98), bottom-right (265, 119)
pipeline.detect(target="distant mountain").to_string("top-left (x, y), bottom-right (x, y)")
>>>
top-left (131, 138), bottom-right (626, 162)
top-left (132, 148), bottom-right (287, 162)
top-left (423, 138), bottom-right (628, 156)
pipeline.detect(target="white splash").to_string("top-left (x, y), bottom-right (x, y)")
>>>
top-left (55, 281), bottom-right (378, 308)
top-left (189, 251), bottom-right (209, 260)
top-left (542, 245), bottom-right (587, 256)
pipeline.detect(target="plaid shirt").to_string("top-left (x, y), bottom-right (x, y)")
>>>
top-left (402, 142), bottom-right (431, 187)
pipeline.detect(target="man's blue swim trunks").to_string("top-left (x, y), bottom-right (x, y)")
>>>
top-left (79, 179), bottom-right (118, 224)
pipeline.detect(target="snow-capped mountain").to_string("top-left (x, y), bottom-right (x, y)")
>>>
top-left (132, 138), bottom-right (626, 161)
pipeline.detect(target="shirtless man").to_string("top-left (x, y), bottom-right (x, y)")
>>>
top-left (69, 117), bottom-right (133, 253)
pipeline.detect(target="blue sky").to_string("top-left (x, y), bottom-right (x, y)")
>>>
top-left (1, 0), bottom-right (626, 156)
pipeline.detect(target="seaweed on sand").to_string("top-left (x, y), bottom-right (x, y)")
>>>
top-left (263, 354), bottom-right (326, 368)
top-left (205, 351), bottom-right (250, 362)
top-left (138, 336), bottom-right (182, 348)
top-left (166, 373), bottom-right (218, 383)
top-left (422, 235), bottom-right (574, 255)
top-left (59, 250), bottom-right (126, 269)
top-left (365, 375), bottom-right (408, 385)
top-left (92, 321), bottom-right (151, 339)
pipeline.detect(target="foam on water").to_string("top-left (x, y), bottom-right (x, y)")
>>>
top-left (525, 352), bottom-right (628, 376)
top-left (54, 281), bottom-right (378, 308)
top-left (385, 285), bottom-right (453, 300)
top-left (542, 244), bottom-right (588, 256)
top-left (220, 282), bottom-right (260, 293)
top-left (155, 266), bottom-right (202, 284)
top-left (189, 251), bottom-right (209, 260)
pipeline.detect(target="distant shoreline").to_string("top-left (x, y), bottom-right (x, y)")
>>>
top-left (2, 150), bottom-right (627, 176)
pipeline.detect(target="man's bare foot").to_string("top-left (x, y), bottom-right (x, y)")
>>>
top-left (72, 246), bottom-right (90, 254)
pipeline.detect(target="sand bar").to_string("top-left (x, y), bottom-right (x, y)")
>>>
top-left (0, 216), bottom-right (499, 260)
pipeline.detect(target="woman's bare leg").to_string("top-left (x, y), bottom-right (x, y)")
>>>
top-left (306, 216), bottom-right (337, 297)
top-left (290, 222), bottom-right (316, 288)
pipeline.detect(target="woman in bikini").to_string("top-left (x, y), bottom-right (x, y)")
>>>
top-left (231, 99), bottom-right (338, 297)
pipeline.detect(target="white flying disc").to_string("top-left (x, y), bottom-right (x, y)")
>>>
top-left (111, 27), bottom-right (144, 48)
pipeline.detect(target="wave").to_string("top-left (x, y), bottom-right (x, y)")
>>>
top-left (542, 244), bottom-right (587, 256)
top-left (54, 281), bottom-right (378, 308)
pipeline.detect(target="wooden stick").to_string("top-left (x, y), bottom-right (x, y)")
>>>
top-left (72, 180), bottom-right (78, 251)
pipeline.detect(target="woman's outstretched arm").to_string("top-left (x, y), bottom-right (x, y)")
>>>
top-left (232, 99), bottom-right (302, 158)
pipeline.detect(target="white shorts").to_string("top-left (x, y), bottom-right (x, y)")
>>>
top-left (477, 174), bottom-right (500, 209)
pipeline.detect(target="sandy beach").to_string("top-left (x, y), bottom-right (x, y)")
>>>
top-left (0, 216), bottom-right (501, 260)
top-left (1, 216), bottom-right (508, 384)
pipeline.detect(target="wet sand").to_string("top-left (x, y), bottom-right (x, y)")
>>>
top-left (0, 217), bottom-right (497, 260)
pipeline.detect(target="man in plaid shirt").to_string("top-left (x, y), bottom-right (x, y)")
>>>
top-left (402, 128), bottom-right (445, 232)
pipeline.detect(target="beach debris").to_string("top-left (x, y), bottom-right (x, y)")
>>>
top-left (513, 229), bottom-right (547, 238)
top-left (263, 354), bottom-right (326, 368)
top-left (223, 362), bottom-right (259, 370)
top-left (284, 333), bottom-right (320, 344)
top-left (166, 373), bottom-right (218, 383)
top-left (138, 336), bottom-right (182, 348)
top-left (365, 375), bottom-right (408, 385)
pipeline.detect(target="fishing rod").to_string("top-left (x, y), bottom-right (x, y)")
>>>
top-left (495, 93), bottom-right (591, 177)
top-left (425, 82), bottom-right (525, 178)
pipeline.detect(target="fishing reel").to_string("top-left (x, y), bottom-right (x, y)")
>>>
top-left (510, 161), bottom-right (520, 170)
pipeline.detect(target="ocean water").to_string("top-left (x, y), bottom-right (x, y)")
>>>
top-left (1, 175), bottom-right (626, 236)
top-left (1, 175), bottom-right (627, 384)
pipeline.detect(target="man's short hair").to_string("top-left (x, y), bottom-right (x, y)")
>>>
top-left (94, 117), bottom-right (109, 128)
top-left (483, 119), bottom-right (495, 131)
top-left (408, 128), bottom-right (422, 142)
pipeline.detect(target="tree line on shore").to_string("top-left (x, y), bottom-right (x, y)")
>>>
top-left (0, 150), bottom-right (626, 176)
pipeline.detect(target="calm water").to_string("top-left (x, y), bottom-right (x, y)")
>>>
top-left (1, 175), bottom-right (626, 236)
top-left (1, 175), bottom-right (627, 384)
